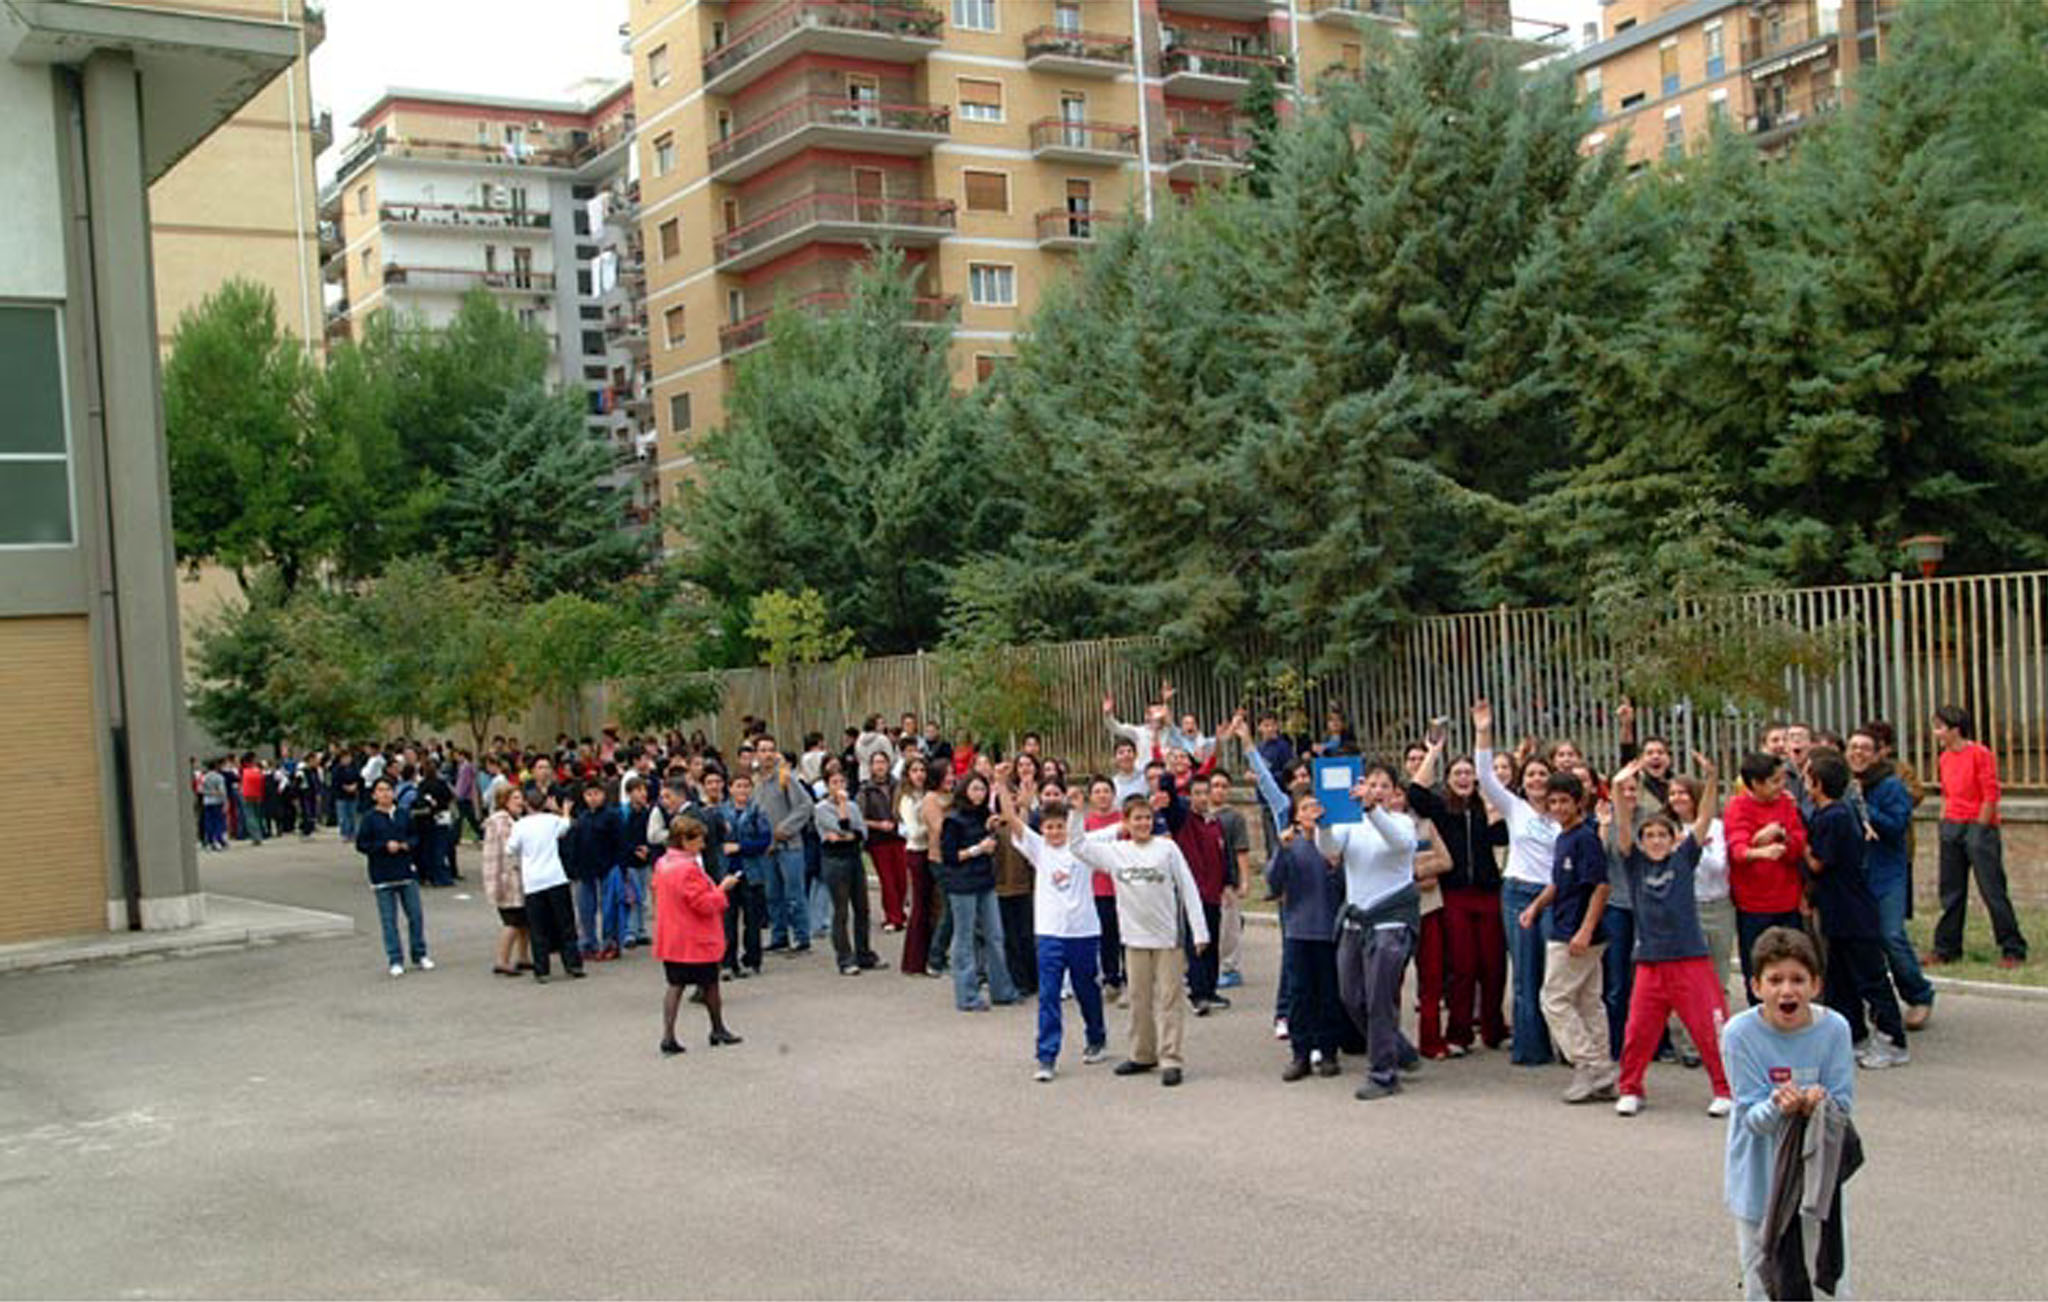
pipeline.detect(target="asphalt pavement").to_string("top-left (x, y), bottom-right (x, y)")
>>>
top-left (2, 834), bottom-right (2044, 1299)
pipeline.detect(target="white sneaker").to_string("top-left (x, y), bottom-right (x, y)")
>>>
top-left (1615, 1094), bottom-right (1643, 1117)
top-left (1858, 1040), bottom-right (1910, 1070)
top-left (1033, 1063), bottom-right (1055, 1083)
top-left (1273, 1017), bottom-right (1290, 1041)
top-left (1081, 1044), bottom-right (1107, 1065)
top-left (388, 964), bottom-right (404, 978)
top-left (1707, 1096), bottom-right (1733, 1118)
top-left (416, 956), bottom-right (435, 972)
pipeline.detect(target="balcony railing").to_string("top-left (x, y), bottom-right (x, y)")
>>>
top-left (383, 264), bottom-right (557, 293)
top-left (713, 191), bottom-right (957, 265)
top-left (1036, 208), bottom-right (1121, 245)
top-left (703, 1), bottom-right (943, 85)
top-left (378, 201), bottom-right (552, 231)
top-left (1741, 14), bottom-right (1836, 67)
top-left (1746, 85), bottom-right (1842, 141)
top-left (708, 95), bottom-right (950, 176)
top-left (1028, 118), bottom-right (1142, 158)
top-left (1304, 0), bottom-right (1406, 21)
top-left (719, 289), bottom-right (956, 356)
top-left (310, 108), bottom-right (333, 153)
top-left (1159, 45), bottom-right (1293, 85)
top-left (1021, 26), bottom-right (1135, 67)
top-left (1161, 132), bottom-right (1254, 171)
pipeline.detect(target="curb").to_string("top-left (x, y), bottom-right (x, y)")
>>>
top-left (1926, 973), bottom-right (2048, 1003)
top-left (0, 895), bottom-right (354, 976)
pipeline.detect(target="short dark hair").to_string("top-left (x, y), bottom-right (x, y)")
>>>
top-left (1039, 800), bottom-right (1070, 825)
top-left (1807, 748), bottom-right (1850, 800)
top-left (1113, 737), bottom-right (1137, 755)
top-left (1546, 771), bottom-right (1585, 805)
top-left (1638, 811), bottom-right (1680, 840)
top-left (1751, 926), bottom-right (1822, 980)
top-left (1934, 704), bottom-right (1973, 738)
top-left (1121, 794), bottom-right (1154, 816)
top-left (1861, 720), bottom-right (1898, 752)
top-left (1738, 751), bottom-right (1783, 788)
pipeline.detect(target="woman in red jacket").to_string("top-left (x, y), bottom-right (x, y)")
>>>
top-left (653, 817), bottom-right (744, 1055)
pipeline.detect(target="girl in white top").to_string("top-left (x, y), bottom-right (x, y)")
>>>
top-left (1470, 698), bottom-right (1565, 1067)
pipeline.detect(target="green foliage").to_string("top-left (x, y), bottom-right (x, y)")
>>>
top-left (517, 592), bottom-right (627, 733)
top-left (746, 588), bottom-right (854, 670)
top-left (1242, 63), bottom-right (1282, 200)
top-left (361, 290), bottom-right (553, 483)
top-left (186, 571), bottom-right (290, 750)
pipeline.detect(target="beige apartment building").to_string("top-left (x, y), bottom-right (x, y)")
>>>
top-left (143, 0), bottom-right (327, 349)
top-left (320, 84), bottom-right (660, 516)
top-left (624, 0), bottom-right (1558, 498)
top-left (1571, 0), bottom-right (1898, 169)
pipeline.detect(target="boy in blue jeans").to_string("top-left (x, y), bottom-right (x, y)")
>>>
top-left (1722, 926), bottom-right (1857, 1300)
top-left (995, 784), bottom-right (1108, 1083)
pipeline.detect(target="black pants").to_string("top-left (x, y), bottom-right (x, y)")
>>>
top-left (1185, 900), bottom-right (1222, 1002)
top-left (999, 893), bottom-right (1037, 995)
top-left (725, 880), bottom-right (766, 972)
top-left (1825, 934), bottom-right (1907, 1048)
top-left (1737, 909), bottom-right (1806, 1000)
top-left (1094, 894), bottom-right (1123, 987)
top-left (525, 884), bottom-right (582, 977)
top-left (824, 849), bottom-right (875, 970)
top-left (1283, 936), bottom-right (1342, 1062)
top-left (1934, 821), bottom-right (2030, 960)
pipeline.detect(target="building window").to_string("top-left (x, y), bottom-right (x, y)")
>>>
top-left (0, 305), bottom-right (74, 546)
top-left (476, 120), bottom-right (490, 144)
top-left (582, 330), bottom-right (606, 357)
top-left (716, 110), bottom-right (734, 141)
top-left (1658, 39), bottom-right (1679, 97)
top-left (653, 133), bottom-right (676, 176)
top-left (664, 305), bottom-right (686, 347)
top-left (517, 308), bottom-right (540, 330)
top-left (711, 19), bottom-right (727, 49)
top-left (1581, 67), bottom-right (1602, 119)
top-left (963, 169), bottom-right (1009, 214)
top-left (973, 353), bottom-right (1012, 383)
top-left (1615, 16), bottom-right (1636, 31)
top-left (1620, 90), bottom-right (1646, 110)
top-left (726, 289), bottom-right (746, 324)
top-left (952, 0), bottom-right (996, 32)
top-left (1663, 108), bottom-right (1684, 159)
top-left (1054, 2), bottom-right (1080, 34)
top-left (1703, 22), bottom-right (1725, 79)
top-left (360, 248), bottom-right (374, 277)
top-left (659, 218), bottom-right (681, 260)
top-left (354, 185), bottom-right (368, 214)
top-left (648, 44), bottom-right (671, 87)
top-left (669, 393), bottom-right (692, 432)
top-left (1708, 88), bottom-right (1729, 122)
top-left (968, 263), bottom-right (1015, 306)
top-left (958, 77), bottom-right (1003, 122)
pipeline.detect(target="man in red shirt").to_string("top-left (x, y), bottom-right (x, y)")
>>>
top-left (1930, 705), bottom-right (2029, 968)
top-left (1722, 751), bottom-right (1809, 995)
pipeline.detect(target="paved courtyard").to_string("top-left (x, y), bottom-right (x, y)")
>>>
top-left (3, 835), bottom-right (2045, 1299)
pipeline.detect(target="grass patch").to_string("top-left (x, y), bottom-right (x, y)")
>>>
top-left (1907, 902), bottom-right (2048, 989)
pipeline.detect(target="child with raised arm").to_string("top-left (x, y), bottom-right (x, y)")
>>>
top-left (1471, 699), bottom-right (1561, 1067)
top-left (994, 774), bottom-right (1108, 1082)
top-left (1609, 756), bottom-right (1734, 1117)
top-left (1068, 794), bottom-right (1210, 1088)
top-left (1518, 770), bottom-right (1616, 1103)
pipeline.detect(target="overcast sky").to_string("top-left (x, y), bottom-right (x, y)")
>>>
top-left (311, 0), bottom-right (1603, 178)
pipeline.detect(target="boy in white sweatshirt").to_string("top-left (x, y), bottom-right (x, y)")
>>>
top-left (1070, 795), bottom-right (1210, 1087)
top-left (996, 777), bottom-right (1109, 1082)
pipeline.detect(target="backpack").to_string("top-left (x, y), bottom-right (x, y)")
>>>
top-left (395, 780), bottom-right (419, 819)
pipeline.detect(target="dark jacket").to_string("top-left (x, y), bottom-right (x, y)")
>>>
top-left (940, 805), bottom-right (996, 895)
top-left (1406, 782), bottom-right (1508, 892)
top-left (1764, 1102), bottom-right (1863, 1301)
top-left (621, 803), bottom-right (659, 868)
top-left (1264, 835), bottom-right (1343, 943)
top-left (354, 809), bottom-right (417, 887)
top-left (857, 778), bottom-right (900, 844)
top-left (562, 805), bottom-right (622, 882)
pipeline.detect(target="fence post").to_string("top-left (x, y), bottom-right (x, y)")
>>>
top-left (1495, 602), bottom-right (1511, 742)
top-left (916, 650), bottom-right (929, 728)
top-left (1889, 571), bottom-right (1908, 758)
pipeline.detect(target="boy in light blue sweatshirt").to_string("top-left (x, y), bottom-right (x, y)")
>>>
top-left (1721, 925), bottom-right (1857, 1300)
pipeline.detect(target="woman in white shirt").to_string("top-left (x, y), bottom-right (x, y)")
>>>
top-left (1471, 699), bottom-right (1562, 1067)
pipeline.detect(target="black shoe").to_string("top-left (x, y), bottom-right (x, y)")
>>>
top-left (568, 967), bottom-right (588, 979)
top-left (660, 1038), bottom-right (685, 1056)
top-left (1204, 995), bottom-right (1231, 1011)
top-left (1356, 1078), bottom-right (1401, 1101)
top-left (1194, 1001), bottom-right (1211, 1018)
top-left (1112, 1060), bottom-right (1156, 1076)
top-left (765, 939), bottom-right (789, 953)
top-left (857, 956), bottom-right (887, 970)
top-left (790, 944), bottom-right (812, 955)
top-left (1161, 1068), bottom-right (1184, 1087)
top-left (1315, 1058), bottom-right (1342, 1078)
top-left (709, 1029), bottom-right (743, 1047)
top-left (533, 972), bottom-right (550, 985)
top-left (1282, 1059), bottom-right (1312, 1082)
top-left (727, 967), bottom-right (747, 980)
top-left (516, 961), bottom-right (535, 972)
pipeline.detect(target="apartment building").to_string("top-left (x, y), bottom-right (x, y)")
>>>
top-left (625, 0), bottom-right (1560, 499)
top-left (143, 0), bottom-right (327, 350)
top-left (320, 83), bottom-right (660, 516)
top-left (1572, 0), bottom-right (1899, 168)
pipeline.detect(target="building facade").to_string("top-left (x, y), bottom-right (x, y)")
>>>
top-left (625, 0), bottom-right (1559, 499)
top-left (321, 84), bottom-right (659, 514)
top-left (1572, 0), bottom-right (1899, 169)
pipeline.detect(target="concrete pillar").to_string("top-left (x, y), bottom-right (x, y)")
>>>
top-left (81, 51), bottom-right (203, 929)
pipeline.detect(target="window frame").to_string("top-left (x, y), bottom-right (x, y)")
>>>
top-left (0, 303), bottom-right (77, 550)
top-left (664, 305), bottom-right (687, 348)
top-left (957, 76), bottom-right (1004, 123)
top-left (653, 132), bottom-right (676, 176)
top-left (961, 168), bottom-right (1010, 214)
top-left (951, 0), bottom-right (997, 32)
top-left (967, 262), bottom-right (1016, 307)
top-left (658, 217), bottom-right (682, 261)
top-left (648, 43), bottom-right (671, 88)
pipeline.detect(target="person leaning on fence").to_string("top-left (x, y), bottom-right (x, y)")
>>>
top-left (1928, 705), bottom-right (2030, 969)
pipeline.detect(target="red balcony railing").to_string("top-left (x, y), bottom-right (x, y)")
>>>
top-left (1028, 118), bottom-right (1142, 157)
top-left (378, 200), bottom-right (552, 231)
top-left (1035, 208), bottom-right (1121, 243)
top-left (1161, 132), bottom-right (1253, 167)
top-left (713, 191), bottom-right (956, 263)
top-left (708, 95), bottom-right (951, 173)
top-left (1021, 26), bottom-right (1135, 65)
top-left (383, 264), bottom-right (557, 293)
top-left (1160, 44), bottom-right (1293, 83)
top-left (704, 0), bottom-right (943, 82)
top-left (719, 290), bottom-right (957, 355)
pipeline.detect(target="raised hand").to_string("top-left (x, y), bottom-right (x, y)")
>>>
top-left (1470, 699), bottom-right (1494, 735)
top-left (1102, 694), bottom-right (1116, 715)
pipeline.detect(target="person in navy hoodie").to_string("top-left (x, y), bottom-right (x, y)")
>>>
top-left (1265, 786), bottom-right (1345, 1081)
top-left (354, 776), bottom-right (432, 978)
top-left (564, 780), bottom-right (624, 960)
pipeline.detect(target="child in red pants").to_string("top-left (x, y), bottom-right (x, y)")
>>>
top-left (1610, 758), bottom-right (1733, 1117)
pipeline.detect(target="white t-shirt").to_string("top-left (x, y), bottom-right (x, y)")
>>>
top-left (1694, 817), bottom-right (1731, 903)
top-left (1069, 828), bottom-right (1208, 951)
top-left (1475, 747), bottom-right (1559, 888)
top-left (506, 812), bottom-right (572, 894)
top-left (1014, 825), bottom-right (1100, 940)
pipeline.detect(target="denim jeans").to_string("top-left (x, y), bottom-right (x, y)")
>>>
top-left (200, 805), bottom-right (227, 849)
top-left (1873, 875), bottom-right (1936, 1008)
top-left (373, 882), bottom-right (427, 967)
top-left (949, 889), bottom-right (1015, 1009)
top-left (233, 791), bottom-right (263, 843)
top-left (1502, 879), bottom-right (1555, 1065)
top-left (574, 876), bottom-right (603, 953)
top-left (768, 842), bottom-right (809, 946)
top-left (1736, 908), bottom-right (1805, 999)
top-left (1601, 905), bottom-right (1635, 1061)
top-left (627, 864), bottom-right (652, 941)
top-left (1035, 935), bottom-right (1106, 1064)
top-left (336, 797), bottom-right (359, 840)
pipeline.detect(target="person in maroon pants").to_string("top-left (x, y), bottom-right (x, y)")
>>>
top-left (1408, 736), bottom-right (1511, 1053)
top-left (859, 751), bottom-right (909, 932)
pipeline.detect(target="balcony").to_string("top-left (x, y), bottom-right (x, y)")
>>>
top-left (1160, 131), bottom-right (1252, 183)
top-left (310, 107), bottom-right (333, 155)
top-left (1021, 26), bottom-right (1134, 77)
top-left (701, 1), bottom-right (943, 97)
top-left (1158, 44), bottom-right (1292, 100)
top-left (713, 190), bottom-right (956, 273)
top-left (302, 1), bottom-right (326, 50)
top-left (1161, 0), bottom-right (1284, 19)
top-left (605, 178), bottom-right (641, 228)
top-left (378, 200), bottom-right (553, 233)
top-left (708, 95), bottom-right (950, 183)
top-left (1028, 118), bottom-right (1140, 166)
top-left (605, 310), bottom-right (650, 353)
top-left (719, 289), bottom-right (956, 357)
top-left (317, 218), bottom-right (341, 259)
top-left (1746, 85), bottom-right (1841, 148)
top-left (332, 134), bottom-right (591, 186)
top-left (1742, 14), bottom-right (1837, 74)
top-left (1036, 207), bottom-right (1120, 252)
top-left (1304, 0), bottom-right (1407, 25)
top-left (382, 264), bottom-right (557, 295)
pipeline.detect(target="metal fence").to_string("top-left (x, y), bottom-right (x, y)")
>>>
top-left (571, 570), bottom-right (2048, 791)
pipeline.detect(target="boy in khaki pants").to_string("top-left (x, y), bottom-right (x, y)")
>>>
top-left (1516, 771), bottom-right (1617, 1102)
top-left (1071, 795), bottom-right (1210, 1087)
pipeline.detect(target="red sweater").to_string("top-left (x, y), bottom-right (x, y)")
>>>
top-left (1172, 812), bottom-right (1228, 905)
top-left (1939, 742), bottom-right (2001, 824)
top-left (1723, 789), bottom-right (1808, 915)
top-left (652, 850), bottom-right (728, 964)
